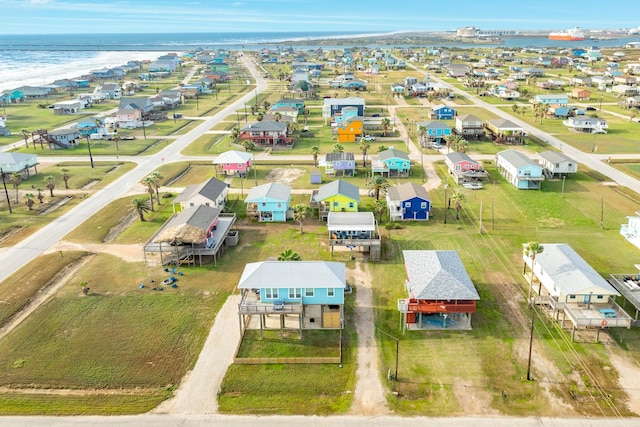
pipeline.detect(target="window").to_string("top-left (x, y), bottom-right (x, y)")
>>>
top-left (596, 295), bottom-right (604, 300)
top-left (261, 202), bottom-right (266, 207)
top-left (289, 288), bottom-right (301, 299)
top-left (568, 295), bottom-right (576, 299)
top-left (327, 288), bottom-right (335, 297)
top-left (421, 202), bottom-right (427, 209)
top-left (333, 202), bottom-right (339, 207)
top-left (265, 288), bottom-right (278, 299)
top-left (305, 288), bottom-right (314, 297)
top-left (349, 202), bottom-right (354, 208)
top-left (405, 202), bottom-right (411, 207)
top-left (277, 202), bottom-right (282, 208)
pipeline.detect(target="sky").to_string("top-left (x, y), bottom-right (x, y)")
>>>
top-left (1, 0), bottom-right (638, 35)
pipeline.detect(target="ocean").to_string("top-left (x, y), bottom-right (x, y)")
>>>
top-left (1, 31), bottom-right (640, 93)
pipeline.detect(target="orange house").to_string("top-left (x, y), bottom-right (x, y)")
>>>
top-left (571, 88), bottom-right (591, 100)
top-left (336, 116), bottom-right (363, 143)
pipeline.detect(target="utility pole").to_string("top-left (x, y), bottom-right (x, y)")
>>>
top-left (479, 200), bottom-right (483, 234)
top-left (85, 135), bottom-right (95, 169)
top-left (0, 168), bottom-right (12, 213)
top-left (443, 184), bottom-right (448, 224)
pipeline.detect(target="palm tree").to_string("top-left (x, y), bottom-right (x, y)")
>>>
top-left (446, 134), bottom-right (468, 153)
top-left (21, 129), bottom-right (30, 149)
top-left (418, 125), bottom-right (427, 147)
top-left (373, 199), bottom-right (387, 224)
top-left (230, 127), bottom-right (240, 142)
top-left (24, 193), bottom-right (35, 210)
top-left (44, 176), bottom-right (55, 197)
top-left (511, 104), bottom-right (519, 114)
top-left (381, 117), bottom-right (391, 136)
top-left (377, 145), bottom-right (387, 153)
top-left (150, 171), bottom-right (163, 205)
top-left (359, 139), bottom-right (371, 167)
top-left (332, 143), bottom-right (344, 153)
top-left (36, 188), bottom-right (44, 203)
top-left (292, 204), bottom-right (311, 234)
top-left (368, 175), bottom-right (389, 200)
top-left (522, 241), bottom-right (544, 381)
top-left (311, 146), bottom-right (320, 167)
top-left (451, 191), bottom-right (465, 220)
top-left (132, 197), bottom-right (151, 222)
top-left (142, 176), bottom-right (156, 212)
top-left (262, 100), bottom-right (271, 111)
top-left (61, 168), bottom-right (70, 189)
top-left (278, 249), bottom-right (301, 261)
top-left (274, 112), bottom-right (282, 122)
top-left (10, 173), bottom-right (21, 203)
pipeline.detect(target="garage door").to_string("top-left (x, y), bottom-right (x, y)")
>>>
top-left (323, 311), bottom-right (341, 328)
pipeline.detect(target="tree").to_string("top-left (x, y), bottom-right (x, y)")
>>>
top-left (44, 175), bottom-right (55, 197)
top-left (274, 112), bottom-right (282, 122)
top-left (61, 168), bottom-right (70, 189)
top-left (149, 171), bottom-right (163, 206)
top-left (332, 143), bottom-right (344, 153)
top-left (262, 100), bottom-right (271, 111)
top-left (230, 126), bottom-right (240, 142)
top-left (241, 140), bottom-right (255, 152)
top-left (80, 281), bottom-right (90, 295)
top-left (24, 193), bottom-right (35, 210)
top-left (132, 197), bottom-right (151, 221)
top-left (142, 176), bottom-right (156, 212)
top-left (373, 198), bottom-right (387, 224)
top-left (311, 146), bottom-right (320, 167)
top-left (451, 191), bottom-right (465, 220)
top-left (511, 104), bottom-right (519, 114)
top-left (381, 117), bottom-right (391, 136)
top-left (292, 204), bottom-right (311, 234)
top-left (10, 173), bottom-right (21, 204)
top-left (278, 249), bottom-right (301, 261)
top-left (377, 145), bottom-right (388, 152)
top-left (359, 139), bottom-right (371, 167)
top-left (368, 175), bottom-right (389, 200)
top-left (523, 241), bottom-right (544, 381)
top-left (446, 134), bottom-right (468, 153)
top-left (36, 188), bottom-right (44, 203)
top-left (21, 129), bottom-right (30, 149)
top-left (418, 125), bottom-right (427, 147)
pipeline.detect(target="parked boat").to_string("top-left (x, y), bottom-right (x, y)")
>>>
top-left (549, 27), bottom-right (585, 41)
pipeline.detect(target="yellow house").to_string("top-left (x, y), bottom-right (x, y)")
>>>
top-left (336, 116), bottom-right (363, 143)
top-left (313, 180), bottom-right (360, 218)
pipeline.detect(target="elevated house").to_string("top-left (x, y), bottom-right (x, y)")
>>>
top-left (496, 150), bottom-right (544, 190)
top-left (430, 104), bottom-right (456, 120)
top-left (311, 179), bottom-right (360, 220)
top-left (51, 100), bottom-right (83, 115)
top-left (271, 98), bottom-right (305, 115)
top-left (454, 113), bottom-right (484, 140)
top-left (571, 88), bottom-right (591, 100)
top-left (386, 182), bottom-right (431, 221)
top-left (244, 182), bottom-right (292, 222)
top-left (144, 205), bottom-right (237, 267)
top-left (336, 115), bottom-right (364, 143)
top-left (398, 250), bottom-right (480, 331)
top-left (444, 152), bottom-right (488, 184)
top-left (212, 150), bottom-right (252, 176)
top-left (327, 211), bottom-right (381, 261)
top-left (416, 121), bottom-right (451, 146)
top-left (620, 212), bottom-right (640, 251)
top-left (47, 128), bottom-right (80, 149)
top-left (532, 94), bottom-right (569, 106)
top-left (322, 97), bottom-right (365, 124)
top-left (371, 148), bottom-right (411, 176)
top-left (524, 244), bottom-right (631, 337)
top-left (322, 152), bottom-right (356, 176)
top-left (172, 177), bottom-right (229, 212)
top-left (537, 151), bottom-right (578, 178)
top-left (239, 121), bottom-right (292, 146)
top-left (0, 153), bottom-right (39, 177)
top-left (484, 119), bottom-right (525, 144)
top-left (237, 261), bottom-right (347, 337)
top-left (563, 116), bottom-right (608, 134)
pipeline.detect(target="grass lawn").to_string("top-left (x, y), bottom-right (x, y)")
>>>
top-left (236, 330), bottom-right (341, 359)
top-left (372, 161), bottom-right (640, 417)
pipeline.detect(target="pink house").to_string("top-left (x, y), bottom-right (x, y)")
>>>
top-left (444, 152), bottom-right (488, 184)
top-left (212, 150), bottom-right (253, 176)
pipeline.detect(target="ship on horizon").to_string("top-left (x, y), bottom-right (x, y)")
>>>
top-left (548, 27), bottom-right (585, 41)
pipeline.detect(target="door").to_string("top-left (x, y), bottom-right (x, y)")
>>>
top-left (322, 311), bottom-right (341, 328)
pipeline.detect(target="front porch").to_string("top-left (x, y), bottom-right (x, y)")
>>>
top-left (397, 298), bottom-right (475, 331)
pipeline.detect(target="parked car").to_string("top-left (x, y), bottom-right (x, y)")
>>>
top-left (430, 143), bottom-right (442, 150)
top-left (586, 106), bottom-right (597, 111)
top-left (372, 113), bottom-right (380, 117)
top-left (362, 135), bottom-right (376, 142)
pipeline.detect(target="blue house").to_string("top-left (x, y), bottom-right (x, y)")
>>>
top-left (430, 104), bottom-right (456, 120)
top-left (496, 150), bottom-right (544, 190)
top-left (244, 182), bottom-right (291, 222)
top-left (373, 148), bottom-right (411, 176)
top-left (237, 261), bottom-right (347, 335)
top-left (417, 121), bottom-right (452, 145)
top-left (272, 98), bottom-right (305, 115)
top-left (533, 94), bottom-right (569, 105)
top-left (386, 182), bottom-right (431, 221)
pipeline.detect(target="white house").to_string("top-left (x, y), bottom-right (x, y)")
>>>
top-left (538, 151), bottom-right (578, 178)
top-left (621, 212), bottom-right (640, 251)
top-left (563, 116), bottom-right (608, 133)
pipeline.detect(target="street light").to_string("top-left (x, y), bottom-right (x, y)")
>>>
top-left (85, 135), bottom-right (95, 169)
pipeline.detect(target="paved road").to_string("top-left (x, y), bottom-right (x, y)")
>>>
top-left (0, 414), bottom-right (636, 426)
top-left (0, 54), bottom-right (265, 284)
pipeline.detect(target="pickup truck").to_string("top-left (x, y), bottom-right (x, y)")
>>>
top-left (463, 182), bottom-right (483, 190)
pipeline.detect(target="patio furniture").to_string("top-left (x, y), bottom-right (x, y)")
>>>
top-left (273, 299), bottom-right (285, 311)
top-left (599, 308), bottom-right (617, 318)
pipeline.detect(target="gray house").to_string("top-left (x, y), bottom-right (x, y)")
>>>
top-left (538, 151), bottom-right (578, 178)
